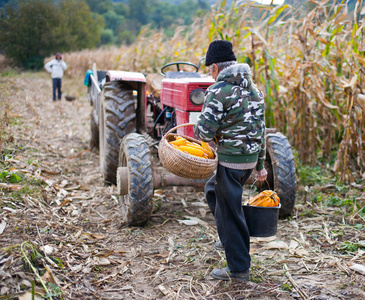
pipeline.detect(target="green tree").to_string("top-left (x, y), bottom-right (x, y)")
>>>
top-left (103, 10), bottom-right (124, 32)
top-left (150, 1), bottom-right (176, 29)
top-left (114, 2), bottom-right (129, 16)
top-left (85, 0), bottom-right (112, 14)
top-left (101, 28), bottom-right (114, 44)
top-left (0, 0), bottom-right (104, 69)
top-left (0, 0), bottom-right (11, 8)
top-left (128, 0), bottom-right (149, 26)
top-left (178, 0), bottom-right (198, 25)
top-left (57, 0), bottom-right (104, 50)
top-left (0, 0), bottom-right (62, 69)
top-left (115, 18), bottom-right (140, 45)
top-left (115, 28), bottom-right (136, 45)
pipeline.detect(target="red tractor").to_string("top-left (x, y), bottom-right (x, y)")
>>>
top-left (87, 61), bottom-right (296, 226)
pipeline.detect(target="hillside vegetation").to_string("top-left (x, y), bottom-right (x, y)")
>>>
top-left (1, 0), bottom-right (362, 68)
top-left (0, 0), bottom-right (211, 69)
top-left (85, 0), bottom-right (211, 45)
top-left (0, 0), bottom-right (104, 69)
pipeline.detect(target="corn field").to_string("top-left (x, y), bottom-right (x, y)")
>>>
top-left (62, 0), bottom-right (365, 182)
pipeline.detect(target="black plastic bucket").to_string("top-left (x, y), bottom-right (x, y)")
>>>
top-left (242, 203), bottom-right (281, 237)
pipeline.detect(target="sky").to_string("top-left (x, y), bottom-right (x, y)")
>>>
top-left (256, 0), bottom-right (286, 4)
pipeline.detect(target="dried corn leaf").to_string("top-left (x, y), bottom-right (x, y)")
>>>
top-left (93, 257), bottom-right (111, 266)
top-left (0, 220), bottom-right (6, 234)
top-left (18, 293), bottom-right (43, 300)
top-left (261, 240), bottom-right (289, 250)
top-left (349, 263), bottom-right (365, 275)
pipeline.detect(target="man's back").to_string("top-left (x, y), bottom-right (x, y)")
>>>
top-left (194, 63), bottom-right (265, 165)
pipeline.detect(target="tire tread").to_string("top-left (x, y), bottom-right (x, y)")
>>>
top-left (120, 134), bottom-right (153, 226)
top-left (266, 133), bottom-right (296, 218)
top-left (101, 82), bottom-right (136, 184)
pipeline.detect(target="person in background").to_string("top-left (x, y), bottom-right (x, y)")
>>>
top-left (44, 53), bottom-right (67, 102)
top-left (194, 40), bottom-right (267, 281)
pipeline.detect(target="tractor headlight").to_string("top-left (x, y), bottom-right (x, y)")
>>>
top-left (190, 89), bottom-right (205, 106)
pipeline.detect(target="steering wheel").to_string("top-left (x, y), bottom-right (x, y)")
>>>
top-left (161, 62), bottom-right (199, 75)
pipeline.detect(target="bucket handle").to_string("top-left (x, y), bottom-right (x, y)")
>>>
top-left (162, 123), bottom-right (196, 138)
top-left (245, 179), bottom-right (258, 205)
top-left (244, 178), bottom-right (272, 205)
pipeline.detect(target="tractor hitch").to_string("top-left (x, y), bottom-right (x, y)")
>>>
top-left (117, 166), bottom-right (207, 196)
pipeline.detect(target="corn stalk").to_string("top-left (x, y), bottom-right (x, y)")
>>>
top-left (59, 0), bottom-right (365, 181)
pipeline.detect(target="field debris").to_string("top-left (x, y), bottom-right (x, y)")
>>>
top-left (1, 74), bottom-right (365, 299)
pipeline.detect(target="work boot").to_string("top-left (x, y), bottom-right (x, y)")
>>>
top-left (214, 241), bottom-right (224, 251)
top-left (211, 267), bottom-right (249, 281)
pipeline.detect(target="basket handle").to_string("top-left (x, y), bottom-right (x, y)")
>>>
top-left (163, 123), bottom-right (196, 137)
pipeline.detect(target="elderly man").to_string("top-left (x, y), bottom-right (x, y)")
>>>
top-left (194, 40), bottom-right (267, 281)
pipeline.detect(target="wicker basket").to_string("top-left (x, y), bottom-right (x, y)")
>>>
top-left (158, 123), bottom-right (218, 179)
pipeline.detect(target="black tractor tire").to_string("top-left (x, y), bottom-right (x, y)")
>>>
top-left (255, 132), bottom-right (296, 218)
top-left (119, 133), bottom-right (153, 226)
top-left (90, 112), bottom-right (99, 150)
top-left (99, 81), bottom-right (136, 184)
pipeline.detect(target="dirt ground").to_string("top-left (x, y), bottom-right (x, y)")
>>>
top-left (0, 72), bottom-right (365, 299)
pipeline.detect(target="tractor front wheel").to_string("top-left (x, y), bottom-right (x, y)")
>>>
top-left (118, 133), bottom-right (154, 226)
top-left (90, 112), bottom-right (99, 150)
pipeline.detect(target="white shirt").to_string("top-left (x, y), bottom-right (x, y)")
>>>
top-left (45, 59), bottom-right (67, 78)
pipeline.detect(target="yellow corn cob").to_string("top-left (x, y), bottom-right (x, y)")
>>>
top-left (249, 190), bottom-right (280, 207)
top-left (249, 190), bottom-right (272, 205)
top-left (201, 142), bottom-right (214, 159)
top-left (170, 138), bottom-right (187, 146)
top-left (171, 144), bottom-right (184, 152)
top-left (179, 145), bottom-right (205, 157)
top-left (185, 142), bottom-right (205, 150)
top-left (185, 141), bottom-right (213, 157)
top-left (169, 136), bottom-right (214, 159)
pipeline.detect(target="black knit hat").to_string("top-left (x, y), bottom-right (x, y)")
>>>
top-left (205, 40), bottom-right (236, 66)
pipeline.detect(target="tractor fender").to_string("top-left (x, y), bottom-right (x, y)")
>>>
top-left (106, 70), bottom-right (146, 83)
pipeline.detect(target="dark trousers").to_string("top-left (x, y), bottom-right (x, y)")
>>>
top-left (52, 78), bottom-right (62, 101)
top-left (205, 165), bottom-right (253, 272)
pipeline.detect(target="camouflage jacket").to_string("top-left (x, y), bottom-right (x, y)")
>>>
top-left (194, 63), bottom-right (266, 170)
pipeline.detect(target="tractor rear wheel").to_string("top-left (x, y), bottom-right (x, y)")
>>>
top-left (255, 132), bottom-right (296, 218)
top-left (99, 82), bottom-right (136, 184)
top-left (118, 133), bottom-right (153, 226)
top-left (90, 112), bottom-right (99, 150)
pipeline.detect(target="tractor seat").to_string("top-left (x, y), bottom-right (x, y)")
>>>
top-left (165, 71), bottom-right (201, 79)
top-left (97, 70), bottom-right (107, 85)
top-left (146, 73), bottom-right (163, 98)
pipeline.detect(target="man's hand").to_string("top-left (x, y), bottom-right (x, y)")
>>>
top-left (255, 168), bottom-right (267, 182)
